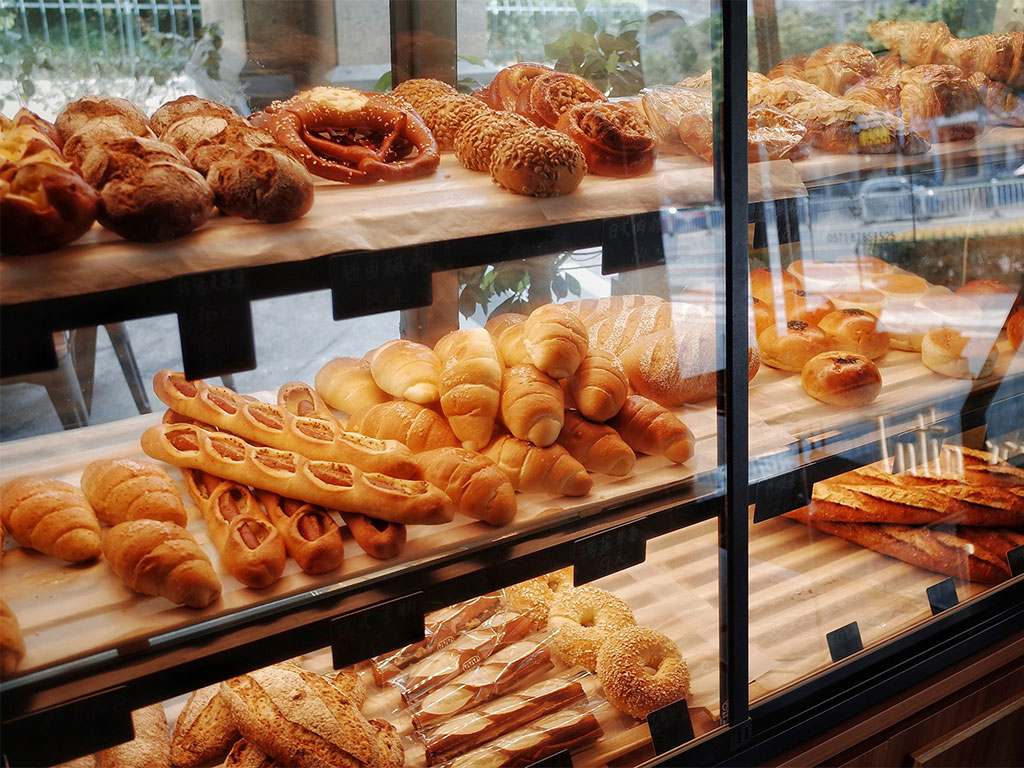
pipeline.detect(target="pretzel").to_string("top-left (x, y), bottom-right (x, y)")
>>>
top-left (251, 87), bottom-right (439, 184)
top-left (153, 370), bottom-right (418, 479)
top-left (141, 423), bottom-right (454, 525)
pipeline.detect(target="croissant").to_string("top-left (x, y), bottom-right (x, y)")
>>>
top-left (565, 347), bottom-right (629, 423)
top-left (365, 339), bottom-right (441, 404)
top-left (943, 31), bottom-right (1024, 88)
top-left (767, 56), bottom-right (808, 80)
top-left (484, 312), bottom-right (531, 367)
top-left (417, 446), bottom-right (517, 525)
top-left (314, 357), bottom-right (391, 417)
top-left (345, 400), bottom-right (459, 452)
top-left (482, 435), bottom-right (592, 496)
top-left (0, 599), bottom-right (25, 677)
top-left (866, 20), bottom-right (953, 67)
top-left (103, 519), bottom-right (222, 608)
top-left (80, 458), bottom-right (188, 527)
top-left (523, 303), bottom-right (589, 379)
top-left (0, 475), bottom-right (101, 562)
top-left (844, 74), bottom-right (902, 113)
top-left (557, 411), bottom-right (636, 476)
top-left (785, 100), bottom-right (929, 155)
top-left (434, 328), bottom-right (503, 451)
top-left (898, 65), bottom-right (980, 142)
top-left (969, 71), bottom-right (1024, 127)
top-left (747, 77), bottom-right (833, 111)
top-left (876, 50), bottom-right (905, 77)
top-left (803, 43), bottom-right (879, 95)
top-left (500, 364), bottom-right (565, 447)
top-left (608, 395), bottom-right (694, 464)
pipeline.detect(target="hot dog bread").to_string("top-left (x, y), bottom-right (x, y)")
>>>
top-left (255, 491), bottom-right (345, 574)
top-left (142, 423), bottom-right (454, 526)
top-left (339, 511), bottom-right (407, 559)
top-left (153, 370), bottom-right (418, 479)
top-left (183, 470), bottom-right (286, 589)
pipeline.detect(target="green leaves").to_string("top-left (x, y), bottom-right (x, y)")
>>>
top-left (457, 258), bottom-right (584, 320)
top-left (544, 12), bottom-right (644, 98)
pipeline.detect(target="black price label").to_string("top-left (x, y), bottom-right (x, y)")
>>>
top-left (573, 520), bottom-right (646, 586)
top-left (926, 578), bottom-right (959, 615)
top-left (527, 749), bottom-right (573, 767)
top-left (648, 696), bottom-right (695, 754)
top-left (826, 621), bottom-right (863, 663)
top-left (0, 315), bottom-right (57, 378)
top-left (601, 212), bottom-right (664, 275)
top-left (753, 471), bottom-right (811, 523)
top-left (175, 271), bottom-right (255, 380)
top-left (330, 248), bottom-right (432, 320)
top-left (330, 592), bottom-right (425, 669)
top-left (1008, 545), bottom-right (1024, 578)
top-left (3, 686), bottom-right (132, 767)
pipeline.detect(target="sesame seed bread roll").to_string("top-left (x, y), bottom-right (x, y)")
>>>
top-left (499, 364), bottom-right (565, 447)
top-left (391, 78), bottom-right (458, 112)
top-left (96, 704), bottom-right (171, 768)
top-left (482, 435), bottom-right (592, 496)
top-left (556, 410), bottom-right (636, 476)
top-left (346, 400), bottom-right (458, 453)
top-left (315, 357), bottom-right (392, 417)
top-left (80, 458), bottom-right (188, 527)
top-left (0, 476), bottom-right (102, 562)
top-left (366, 339), bottom-right (442, 404)
top-left (565, 347), bottom-right (629, 422)
top-left (608, 395), bottom-right (694, 464)
top-left (489, 126), bottom-right (586, 197)
top-left (523, 303), bottom-right (589, 379)
top-left (419, 93), bottom-right (491, 151)
top-left (454, 110), bottom-right (532, 171)
top-left (485, 313), bottom-right (531, 366)
top-left (435, 328), bottom-right (503, 451)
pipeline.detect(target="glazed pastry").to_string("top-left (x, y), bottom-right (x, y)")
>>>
top-left (514, 71), bottom-right (606, 129)
top-left (555, 101), bottom-right (656, 177)
top-left (79, 458), bottom-right (187, 527)
top-left (0, 476), bottom-right (101, 562)
top-left (803, 43), bottom-right (879, 95)
top-left (898, 65), bottom-right (980, 142)
top-left (485, 62), bottom-right (556, 111)
top-left (767, 55), bottom-right (808, 80)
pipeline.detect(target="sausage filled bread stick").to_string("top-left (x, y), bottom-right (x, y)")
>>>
top-left (152, 370), bottom-right (419, 479)
top-left (183, 470), bottom-right (286, 589)
top-left (141, 423), bottom-right (454, 525)
top-left (254, 490), bottom-right (345, 574)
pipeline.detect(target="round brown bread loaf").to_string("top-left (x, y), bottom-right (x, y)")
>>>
top-left (489, 127), bottom-right (586, 197)
top-left (921, 328), bottom-right (998, 379)
top-left (1008, 309), bottom-right (1024, 350)
top-left (151, 95), bottom-right (241, 136)
top-left (77, 136), bottom-right (192, 189)
top-left (55, 94), bottom-right (150, 142)
top-left (206, 147), bottom-right (315, 222)
top-left (61, 116), bottom-right (151, 166)
top-left (817, 308), bottom-right (890, 359)
top-left (97, 162), bottom-right (214, 241)
top-left (758, 320), bottom-right (832, 372)
top-left (800, 351), bottom-right (882, 406)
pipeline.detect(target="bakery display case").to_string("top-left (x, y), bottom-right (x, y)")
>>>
top-left (1, 0), bottom-right (1023, 766)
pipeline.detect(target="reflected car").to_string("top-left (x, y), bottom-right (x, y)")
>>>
top-left (859, 177), bottom-right (934, 223)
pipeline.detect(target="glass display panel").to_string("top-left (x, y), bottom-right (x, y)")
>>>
top-left (745, 0), bottom-right (1024, 703)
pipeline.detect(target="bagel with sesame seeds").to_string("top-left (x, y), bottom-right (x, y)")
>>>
top-left (596, 626), bottom-right (690, 719)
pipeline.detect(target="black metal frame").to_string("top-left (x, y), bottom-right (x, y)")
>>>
top-left (3, 0), bottom-right (1024, 765)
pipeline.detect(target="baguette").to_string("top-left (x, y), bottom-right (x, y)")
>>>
top-left (417, 447), bottom-right (517, 525)
top-left (103, 519), bottom-right (221, 607)
top-left (809, 482), bottom-right (1024, 527)
top-left (315, 357), bottom-right (391, 416)
top-left (224, 740), bottom-right (277, 768)
top-left (482, 435), bottom-right (593, 496)
top-left (954, 526), bottom-right (1024, 565)
top-left (346, 400), bottom-right (459, 453)
top-left (412, 640), bottom-right (554, 731)
top-left (435, 328), bottom-right (503, 451)
top-left (254, 491), bottom-right (345, 573)
top-left (170, 684), bottom-right (240, 768)
top-left (80, 458), bottom-right (188, 527)
top-left (220, 663), bottom-right (381, 768)
top-left (183, 470), bottom-right (286, 588)
top-left (277, 381), bottom-right (340, 423)
top-left (339, 511), bottom-right (407, 559)
top-left (608, 395), bottom-right (695, 463)
top-left (420, 676), bottom-right (586, 765)
top-left (371, 594), bottom-right (503, 684)
top-left (0, 475), bottom-right (102, 562)
top-left (153, 370), bottom-right (418, 479)
top-left (565, 348), bottom-right (629, 422)
top-left (0, 598), bottom-right (25, 677)
top-left (484, 313), bottom-right (531, 367)
top-left (523, 303), bottom-right (589, 379)
top-left (366, 339), bottom-right (442, 404)
top-left (785, 507), bottom-right (1010, 583)
top-left (499, 365), bottom-right (565, 447)
top-left (392, 610), bottom-right (535, 704)
top-left (557, 410), bottom-right (636, 476)
top-left (447, 708), bottom-right (602, 768)
top-left (96, 704), bottom-right (171, 768)
top-left (141, 423), bottom-right (454, 525)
